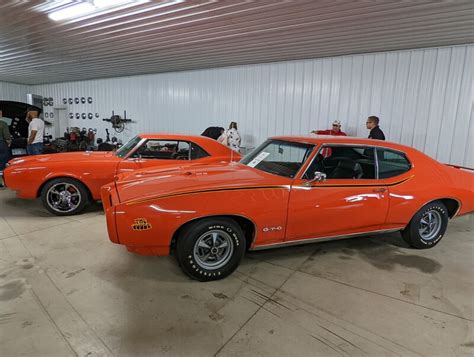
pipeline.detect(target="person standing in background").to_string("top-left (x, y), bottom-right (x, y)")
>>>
top-left (226, 122), bottom-right (241, 152)
top-left (0, 109), bottom-right (12, 188)
top-left (217, 128), bottom-right (228, 145)
top-left (311, 120), bottom-right (346, 158)
top-left (311, 120), bottom-right (347, 136)
top-left (366, 115), bottom-right (385, 140)
top-left (26, 109), bottom-right (44, 155)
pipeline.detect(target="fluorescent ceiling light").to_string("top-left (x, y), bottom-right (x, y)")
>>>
top-left (34, 1), bottom-right (75, 13)
top-left (48, 2), bottom-right (96, 21)
top-left (94, 0), bottom-right (137, 8)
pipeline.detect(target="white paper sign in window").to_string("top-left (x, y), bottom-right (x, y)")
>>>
top-left (247, 151), bottom-right (270, 168)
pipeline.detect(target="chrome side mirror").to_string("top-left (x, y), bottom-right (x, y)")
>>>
top-left (314, 171), bottom-right (327, 182)
top-left (304, 171), bottom-right (327, 186)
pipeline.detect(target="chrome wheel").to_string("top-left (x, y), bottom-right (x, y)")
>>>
top-left (418, 210), bottom-right (442, 240)
top-left (46, 183), bottom-right (82, 213)
top-left (193, 230), bottom-right (234, 270)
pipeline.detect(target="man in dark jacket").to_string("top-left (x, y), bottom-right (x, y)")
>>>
top-left (366, 116), bottom-right (385, 140)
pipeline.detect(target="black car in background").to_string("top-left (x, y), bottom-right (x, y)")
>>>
top-left (0, 100), bottom-right (43, 157)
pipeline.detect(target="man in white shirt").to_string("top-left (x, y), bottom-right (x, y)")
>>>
top-left (26, 109), bottom-right (44, 155)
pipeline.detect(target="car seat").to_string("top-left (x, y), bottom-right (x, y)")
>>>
top-left (330, 160), bottom-right (364, 179)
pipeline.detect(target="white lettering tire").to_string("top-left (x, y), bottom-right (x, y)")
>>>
top-left (402, 200), bottom-right (448, 249)
top-left (176, 218), bottom-right (246, 281)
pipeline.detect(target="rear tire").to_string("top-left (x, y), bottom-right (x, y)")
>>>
top-left (401, 200), bottom-right (448, 249)
top-left (176, 218), bottom-right (246, 281)
top-left (40, 178), bottom-right (89, 216)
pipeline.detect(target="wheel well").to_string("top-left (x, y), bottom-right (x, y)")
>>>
top-left (169, 215), bottom-right (256, 255)
top-left (438, 198), bottom-right (460, 218)
top-left (37, 176), bottom-right (93, 200)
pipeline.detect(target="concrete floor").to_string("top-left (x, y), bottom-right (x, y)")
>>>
top-left (0, 188), bottom-right (473, 357)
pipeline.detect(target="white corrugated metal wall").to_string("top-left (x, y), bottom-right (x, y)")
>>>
top-left (30, 44), bottom-right (473, 166)
top-left (0, 81), bottom-right (29, 102)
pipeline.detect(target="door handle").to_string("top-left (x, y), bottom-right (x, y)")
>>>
top-left (373, 187), bottom-right (387, 193)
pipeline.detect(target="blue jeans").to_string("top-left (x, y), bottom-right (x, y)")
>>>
top-left (27, 142), bottom-right (43, 155)
top-left (0, 141), bottom-right (9, 171)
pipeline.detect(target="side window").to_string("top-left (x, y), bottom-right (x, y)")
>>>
top-left (190, 142), bottom-right (210, 160)
top-left (376, 149), bottom-right (411, 178)
top-left (174, 141), bottom-right (190, 160)
top-left (134, 140), bottom-right (189, 160)
top-left (304, 146), bottom-right (376, 180)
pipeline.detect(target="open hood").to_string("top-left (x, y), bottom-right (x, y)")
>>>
top-left (0, 100), bottom-right (43, 138)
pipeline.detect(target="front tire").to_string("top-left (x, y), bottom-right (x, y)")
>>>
top-left (402, 200), bottom-right (448, 249)
top-left (40, 178), bottom-right (89, 216)
top-left (176, 218), bottom-right (246, 281)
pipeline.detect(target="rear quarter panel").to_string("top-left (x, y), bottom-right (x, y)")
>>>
top-left (439, 165), bottom-right (474, 215)
top-left (385, 150), bottom-right (473, 227)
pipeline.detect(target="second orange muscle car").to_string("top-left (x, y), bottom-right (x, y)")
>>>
top-left (3, 134), bottom-right (239, 215)
top-left (101, 136), bottom-right (473, 281)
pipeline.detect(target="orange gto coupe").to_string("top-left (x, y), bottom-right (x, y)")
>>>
top-left (4, 134), bottom-right (240, 215)
top-left (101, 136), bottom-right (473, 281)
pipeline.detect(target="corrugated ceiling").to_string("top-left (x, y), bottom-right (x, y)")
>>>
top-left (1, 0), bottom-right (473, 85)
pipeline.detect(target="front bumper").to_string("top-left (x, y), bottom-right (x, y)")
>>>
top-left (101, 183), bottom-right (120, 244)
top-left (100, 181), bottom-right (173, 257)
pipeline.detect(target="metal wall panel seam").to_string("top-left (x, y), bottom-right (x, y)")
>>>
top-left (433, 47), bottom-right (453, 160)
top-left (447, 47), bottom-right (467, 164)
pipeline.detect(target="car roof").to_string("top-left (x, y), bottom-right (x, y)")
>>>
top-left (139, 133), bottom-right (211, 140)
top-left (137, 133), bottom-right (234, 156)
top-left (270, 135), bottom-right (415, 153)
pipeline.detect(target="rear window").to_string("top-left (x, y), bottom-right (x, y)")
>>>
top-left (376, 149), bottom-right (411, 178)
top-left (190, 143), bottom-right (210, 159)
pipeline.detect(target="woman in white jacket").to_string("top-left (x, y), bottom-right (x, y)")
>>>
top-left (225, 122), bottom-right (241, 153)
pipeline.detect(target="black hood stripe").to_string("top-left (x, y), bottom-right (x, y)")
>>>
top-left (126, 185), bottom-right (290, 205)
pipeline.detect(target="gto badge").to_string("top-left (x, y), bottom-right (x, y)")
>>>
top-left (132, 218), bottom-right (152, 231)
top-left (262, 226), bottom-right (283, 232)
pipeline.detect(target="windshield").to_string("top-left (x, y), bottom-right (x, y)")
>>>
top-left (241, 139), bottom-right (314, 178)
top-left (116, 136), bottom-right (142, 158)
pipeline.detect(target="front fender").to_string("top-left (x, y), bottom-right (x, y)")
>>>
top-left (4, 166), bottom-right (49, 199)
top-left (113, 187), bottom-right (291, 254)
